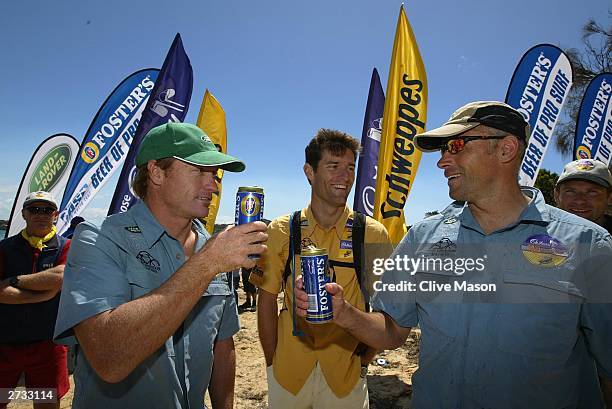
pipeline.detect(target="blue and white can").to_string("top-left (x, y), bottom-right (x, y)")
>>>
top-left (301, 247), bottom-right (333, 323)
top-left (235, 186), bottom-right (264, 225)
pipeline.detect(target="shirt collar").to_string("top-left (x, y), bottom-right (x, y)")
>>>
top-left (456, 187), bottom-right (549, 233)
top-left (304, 205), bottom-right (351, 237)
top-left (130, 202), bottom-right (210, 249)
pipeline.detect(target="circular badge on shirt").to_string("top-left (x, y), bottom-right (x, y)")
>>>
top-left (520, 234), bottom-right (569, 267)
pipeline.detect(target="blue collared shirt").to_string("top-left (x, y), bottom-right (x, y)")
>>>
top-left (54, 202), bottom-right (239, 409)
top-left (372, 188), bottom-right (612, 409)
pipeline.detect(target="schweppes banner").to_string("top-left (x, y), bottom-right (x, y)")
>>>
top-left (505, 44), bottom-right (573, 186)
top-left (57, 69), bottom-right (159, 234)
top-left (196, 90), bottom-right (227, 234)
top-left (374, 5), bottom-right (428, 245)
top-left (6, 134), bottom-right (79, 237)
top-left (574, 72), bottom-right (612, 164)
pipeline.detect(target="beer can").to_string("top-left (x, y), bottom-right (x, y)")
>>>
top-left (301, 247), bottom-right (333, 324)
top-left (235, 186), bottom-right (264, 225)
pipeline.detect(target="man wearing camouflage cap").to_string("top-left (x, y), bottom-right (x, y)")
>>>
top-left (295, 101), bottom-right (612, 407)
top-left (555, 158), bottom-right (612, 233)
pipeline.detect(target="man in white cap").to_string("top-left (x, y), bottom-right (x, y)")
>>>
top-left (0, 191), bottom-right (70, 409)
top-left (555, 158), bottom-right (612, 233)
top-left (295, 101), bottom-right (612, 408)
top-left (54, 123), bottom-right (268, 409)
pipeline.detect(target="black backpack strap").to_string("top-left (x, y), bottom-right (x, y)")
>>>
top-left (283, 210), bottom-right (302, 286)
top-left (352, 212), bottom-right (369, 311)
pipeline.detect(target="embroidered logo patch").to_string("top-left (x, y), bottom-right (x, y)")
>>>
top-left (443, 217), bottom-right (458, 224)
top-left (521, 234), bottom-right (569, 267)
top-left (340, 240), bottom-right (353, 250)
top-left (136, 251), bottom-right (160, 273)
top-left (575, 159), bottom-right (595, 171)
top-left (125, 226), bottom-right (141, 233)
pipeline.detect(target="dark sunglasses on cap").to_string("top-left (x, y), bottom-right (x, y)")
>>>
top-left (440, 135), bottom-right (508, 155)
top-left (25, 206), bottom-right (57, 215)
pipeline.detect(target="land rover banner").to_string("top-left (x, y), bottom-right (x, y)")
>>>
top-left (505, 44), bottom-right (573, 186)
top-left (56, 68), bottom-right (159, 234)
top-left (6, 133), bottom-right (79, 237)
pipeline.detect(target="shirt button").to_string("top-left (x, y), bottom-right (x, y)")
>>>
top-left (176, 253), bottom-right (181, 260)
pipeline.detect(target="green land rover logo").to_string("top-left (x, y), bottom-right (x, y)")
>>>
top-left (29, 144), bottom-right (72, 192)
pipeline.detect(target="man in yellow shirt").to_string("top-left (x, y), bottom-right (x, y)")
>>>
top-left (251, 129), bottom-right (392, 408)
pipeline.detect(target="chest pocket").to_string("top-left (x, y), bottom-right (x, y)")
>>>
top-left (125, 252), bottom-right (163, 300)
top-left (496, 271), bottom-right (584, 360)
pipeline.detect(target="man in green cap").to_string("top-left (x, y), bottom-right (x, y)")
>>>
top-left (55, 123), bottom-right (268, 409)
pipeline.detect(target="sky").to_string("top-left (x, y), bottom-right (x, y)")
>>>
top-left (0, 0), bottom-right (607, 227)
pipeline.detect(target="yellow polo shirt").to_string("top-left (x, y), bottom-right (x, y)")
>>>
top-left (251, 206), bottom-right (392, 397)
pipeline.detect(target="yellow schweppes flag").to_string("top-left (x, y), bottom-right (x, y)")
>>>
top-left (196, 90), bottom-right (227, 234)
top-left (374, 5), bottom-right (428, 245)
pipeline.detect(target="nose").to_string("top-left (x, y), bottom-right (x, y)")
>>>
top-left (437, 150), bottom-right (453, 169)
top-left (203, 172), bottom-right (219, 193)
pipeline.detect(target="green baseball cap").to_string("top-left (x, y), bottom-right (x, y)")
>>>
top-left (135, 122), bottom-right (246, 172)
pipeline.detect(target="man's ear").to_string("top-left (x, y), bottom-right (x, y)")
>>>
top-left (147, 160), bottom-right (164, 188)
top-left (499, 136), bottom-right (521, 164)
top-left (554, 188), bottom-right (561, 206)
top-left (304, 163), bottom-right (314, 185)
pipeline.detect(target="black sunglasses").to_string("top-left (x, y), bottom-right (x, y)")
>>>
top-left (25, 206), bottom-right (57, 215)
top-left (440, 135), bottom-right (507, 154)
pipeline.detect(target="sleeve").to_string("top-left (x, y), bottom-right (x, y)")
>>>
top-left (54, 222), bottom-right (131, 343)
top-left (249, 218), bottom-right (288, 295)
top-left (216, 294), bottom-right (240, 340)
top-left (363, 219), bottom-right (394, 298)
top-left (55, 239), bottom-right (71, 265)
top-left (370, 228), bottom-right (418, 328)
top-left (580, 232), bottom-right (612, 379)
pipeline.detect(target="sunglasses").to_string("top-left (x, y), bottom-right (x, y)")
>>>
top-left (25, 206), bottom-right (57, 215)
top-left (440, 135), bottom-right (508, 154)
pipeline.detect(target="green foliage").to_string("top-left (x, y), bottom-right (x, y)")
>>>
top-left (554, 17), bottom-right (611, 156)
top-left (534, 168), bottom-right (560, 205)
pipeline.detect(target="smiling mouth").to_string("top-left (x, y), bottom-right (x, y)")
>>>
top-left (332, 184), bottom-right (347, 190)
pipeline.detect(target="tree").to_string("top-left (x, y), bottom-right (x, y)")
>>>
top-left (554, 17), bottom-right (611, 156)
top-left (534, 168), bottom-right (560, 205)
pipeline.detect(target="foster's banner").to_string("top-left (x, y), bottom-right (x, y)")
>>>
top-left (574, 72), bottom-right (612, 165)
top-left (6, 134), bottom-right (79, 237)
top-left (108, 33), bottom-right (193, 215)
top-left (56, 69), bottom-right (159, 234)
top-left (505, 44), bottom-right (573, 186)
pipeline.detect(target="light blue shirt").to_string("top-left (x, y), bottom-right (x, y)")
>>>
top-left (372, 188), bottom-right (612, 409)
top-left (54, 202), bottom-right (239, 409)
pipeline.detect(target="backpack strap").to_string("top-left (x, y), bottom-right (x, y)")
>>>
top-left (351, 212), bottom-right (369, 311)
top-left (283, 210), bottom-right (302, 286)
top-left (287, 211), bottom-right (305, 337)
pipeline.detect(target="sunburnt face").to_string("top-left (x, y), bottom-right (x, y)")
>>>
top-left (555, 179), bottom-right (611, 224)
top-left (157, 160), bottom-right (219, 219)
top-left (305, 149), bottom-right (356, 209)
top-left (436, 127), bottom-right (500, 203)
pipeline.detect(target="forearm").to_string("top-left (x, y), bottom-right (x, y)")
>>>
top-left (76, 260), bottom-right (218, 383)
top-left (0, 281), bottom-right (58, 304)
top-left (15, 269), bottom-right (63, 291)
top-left (257, 291), bottom-right (279, 366)
top-left (336, 302), bottom-right (410, 350)
top-left (209, 337), bottom-right (235, 409)
top-left (601, 376), bottom-right (612, 408)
